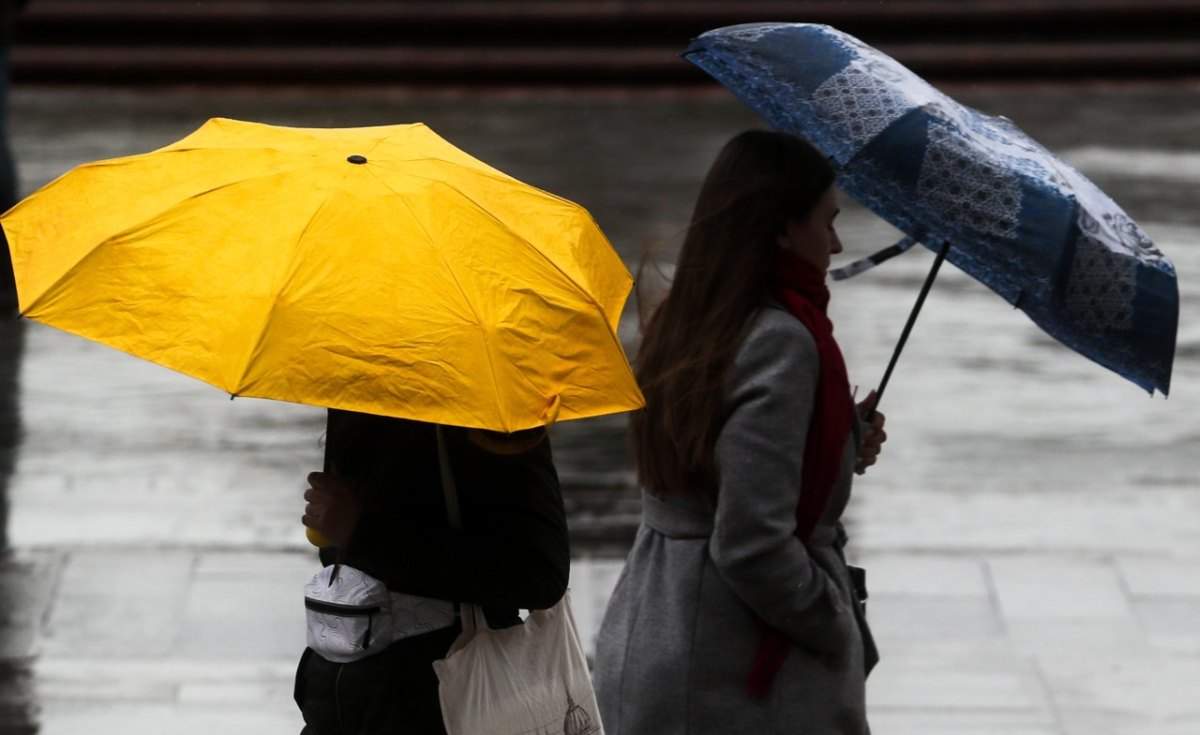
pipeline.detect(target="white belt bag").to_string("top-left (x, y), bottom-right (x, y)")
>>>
top-left (304, 563), bottom-right (456, 663)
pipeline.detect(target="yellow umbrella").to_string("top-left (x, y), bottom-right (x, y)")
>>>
top-left (1, 118), bottom-right (643, 432)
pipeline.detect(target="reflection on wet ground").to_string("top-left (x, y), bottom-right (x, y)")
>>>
top-left (0, 84), bottom-right (1198, 734)
top-left (0, 659), bottom-right (35, 735)
top-left (0, 320), bottom-right (22, 551)
top-left (0, 562), bottom-right (38, 735)
top-left (0, 318), bottom-right (32, 735)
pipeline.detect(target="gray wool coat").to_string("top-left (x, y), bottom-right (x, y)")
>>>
top-left (594, 305), bottom-right (879, 735)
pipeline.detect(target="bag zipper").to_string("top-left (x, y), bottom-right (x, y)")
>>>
top-left (304, 598), bottom-right (382, 616)
top-left (306, 598), bottom-right (378, 649)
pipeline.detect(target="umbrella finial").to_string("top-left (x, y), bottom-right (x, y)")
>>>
top-left (347, 155), bottom-right (367, 165)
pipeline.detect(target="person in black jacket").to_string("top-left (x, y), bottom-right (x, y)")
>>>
top-left (296, 409), bottom-right (570, 734)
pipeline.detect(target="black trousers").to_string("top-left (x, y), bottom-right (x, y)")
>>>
top-left (296, 625), bottom-right (460, 735)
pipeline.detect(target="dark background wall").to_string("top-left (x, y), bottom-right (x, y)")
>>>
top-left (10, 0), bottom-right (1200, 87)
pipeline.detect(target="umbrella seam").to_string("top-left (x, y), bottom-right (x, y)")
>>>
top-left (402, 171), bottom-right (623, 329)
top-left (14, 160), bottom-right (314, 317)
top-left (371, 125), bottom-right (621, 323)
top-left (369, 169), bottom-right (508, 430)
top-left (235, 191), bottom-right (341, 397)
top-left (392, 173), bottom-right (635, 421)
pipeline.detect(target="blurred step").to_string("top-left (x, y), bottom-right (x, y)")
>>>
top-left (16, 0), bottom-right (1200, 42)
top-left (561, 484), bottom-right (642, 558)
top-left (13, 42), bottom-right (1200, 87)
top-left (12, 1), bottom-right (1200, 88)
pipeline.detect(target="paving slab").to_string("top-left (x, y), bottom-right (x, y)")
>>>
top-left (1132, 600), bottom-right (1200, 653)
top-left (1003, 618), bottom-right (1148, 659)
top-left (988, 557), bottom-right (1134, 621)
top-left (40, 551), bottom-right (194, 658)
top-left (1041, 655), bottom-right (1200, 721)
top-left (32, 656), bottom-right (301, 733)
top-left (1060, 717), bottom-right (1200, 735)
top-left (869, 649), bottom-right (1052, 712)
top-left (857, 489), bottom-right (1200, 557)
top-left (867, 596), bottom-right (1005, 641)
top-left (866, 711), bottom-right (1061, 735)
top-left (0, 551), bottom-right (61, 660)
top-left (848, 552), bottom-right (992, 598)
top-left (1115, 556), bottom-right (1200, 598)
top-left (174, 552), bottom-right (313, 660)
top-left (36, 702), bottom-right (298, 735)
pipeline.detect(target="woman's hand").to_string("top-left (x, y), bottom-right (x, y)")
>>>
top-left (302, 469), bottom-right (362, 548)
top-left (855, 390), bottom-right (887, 475)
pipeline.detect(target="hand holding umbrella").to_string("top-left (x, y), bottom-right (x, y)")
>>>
top-left (303, 468), bottom-right (361, 549)
top-left (854, 389), bottom-right (886, 476)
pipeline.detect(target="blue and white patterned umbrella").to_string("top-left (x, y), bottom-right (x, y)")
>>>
top-left (684, 23), bottom-right (1178, 395)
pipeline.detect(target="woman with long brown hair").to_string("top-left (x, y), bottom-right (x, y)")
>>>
top-left (594, 130), bottom-right (886, 734)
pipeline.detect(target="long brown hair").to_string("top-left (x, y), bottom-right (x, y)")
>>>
top-left (631, 130), bottom-right (835, 497)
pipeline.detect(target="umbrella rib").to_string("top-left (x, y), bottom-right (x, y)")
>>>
top-left (234, 192), bottom-right (337, 395)
top-left (365, 146), bottom-right (616, 324)
top-left (381, 172), bottom-right (633, 424)
top-left (406, 171), bottom-right (621, 327)
top-left (375, 174), bottom-right (508, 428)
top-left (18, 162), bottom-right (316, 316)
top-left (431, 177), bottom-right (636, 417)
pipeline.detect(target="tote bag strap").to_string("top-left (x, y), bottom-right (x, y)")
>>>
top-left (436, 425), bottom-right (480, 638)
top-left (436, 425), bottom-right (463, 529)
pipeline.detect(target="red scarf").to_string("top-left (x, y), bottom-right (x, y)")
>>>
top-left (745, 248), bottom-right (855, 698)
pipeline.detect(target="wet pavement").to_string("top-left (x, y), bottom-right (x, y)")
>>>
top-left (1, 83), bottom-right (1198, 734)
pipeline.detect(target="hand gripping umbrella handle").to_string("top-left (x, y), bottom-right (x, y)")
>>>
top-left (866, 240), bottom-right (951, 423)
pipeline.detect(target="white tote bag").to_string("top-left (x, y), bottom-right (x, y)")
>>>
top-left (432, 427), bottom-right (604, 735)
top-left (434, 593), bottom-right (603, 735)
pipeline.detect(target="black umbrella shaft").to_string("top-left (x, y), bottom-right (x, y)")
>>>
top-left (867, 240), bottom-right (951, 421)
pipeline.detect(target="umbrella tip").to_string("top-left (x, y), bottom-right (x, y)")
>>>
top-left (347, 155), bottom-right (368, 165)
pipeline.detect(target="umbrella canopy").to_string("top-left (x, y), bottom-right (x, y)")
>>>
top-left (1, 118), bottom-right (644, 431)
top-left (684, 23), bottom-right (1178, 395)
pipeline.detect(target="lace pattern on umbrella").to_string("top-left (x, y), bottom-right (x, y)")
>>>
top-left (1066, 233), bottom-right (1138, 332)
top-left (917, 122), bottom-right (1022, 241)
top-left (1064, 169), bottom-right (1171, 269)
top-left (810, 61), bottom-right (915, 158)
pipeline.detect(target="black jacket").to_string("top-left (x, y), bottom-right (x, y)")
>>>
top-left (297, 411), bottom-right (570, 734)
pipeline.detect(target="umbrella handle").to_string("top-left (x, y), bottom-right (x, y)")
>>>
top-left (865, 240), bottom-right (951, 423)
